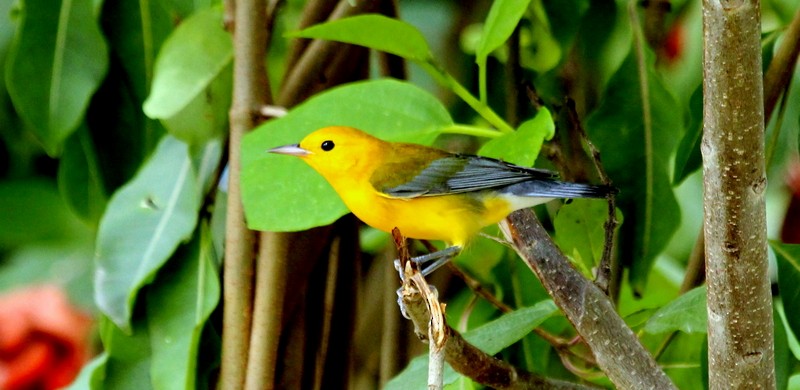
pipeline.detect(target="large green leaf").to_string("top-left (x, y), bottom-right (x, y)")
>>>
top-left (143, 7), bottom-right (232, 145)
top-left (478, 107), bottom-right (555, 166)
top-left (772, 242), bottom-right (800, 342)
top-left (385, 300), bottom-right (558, 390)
top-left (5, 0), bottom-right (108, 155)
top-left (289, 14), bottom-right (432, 63)
top-left (644, 286), bottom-right (707, 334)
top-left (241, 79), bottom-right (452, 232)
top-left (147, 226), bottom-right (219, 390)
top-left (95, 136), bottom-right (202, 331)
top-left (586, 44), bottom-right (682, 294)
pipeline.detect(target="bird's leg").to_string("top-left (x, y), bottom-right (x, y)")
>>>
top-left (393, 245), bottom-right (462, 277)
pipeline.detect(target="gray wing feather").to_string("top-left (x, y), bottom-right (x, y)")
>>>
top-left (382, 155), bottom-right (560, 198)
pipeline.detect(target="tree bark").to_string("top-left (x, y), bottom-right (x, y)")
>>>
top-left (221, 0), bottom-right (271, 388)
top-left (701, 0), bottom-right (775, 388)
top-left (500, 211), bottom-right (676, 390)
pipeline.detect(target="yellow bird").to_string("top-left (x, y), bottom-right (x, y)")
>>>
top-left (269, 126), bottom-right (615, 273)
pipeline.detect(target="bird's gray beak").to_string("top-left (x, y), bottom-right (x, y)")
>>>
top-left (268, 144), bottom-right (311, 157)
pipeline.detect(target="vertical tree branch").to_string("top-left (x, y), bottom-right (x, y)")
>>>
top-left (702, 0), bottom-right (775, 388)
top-left (222, 0), bottom-right (271, 388)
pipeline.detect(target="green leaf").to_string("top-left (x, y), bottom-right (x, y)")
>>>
top-left (654, 332), bottom-right (705, 390)
top-left (586, 44), bottom-right (682, 294)
top-left (289, 14), bottom-right (432, 63)
top-left (100, 316), bottom-right (153, 390)
top-left (5, 0), bottom-right (108, 155)
top-left (673, 85), bottom-right (703, 184)
top-left (386, 300), bottom-right (558, 390)
top-left (143, 7), bottom-right (232, 145)
top-left (476, 0), bottom-right (532, 62)
top-left (772, 242), bottom-right (800, 342)
top-left (58, 126), bottom-right (108, 225)
top-left (775, 304), bottom-right (790, 390)
top-left (0, 179), bottom-right (88, 248)
top-left (241, 79), bottom-right (452, 232)
top-left (520, 6), bottom-right (562, 73)
top-left (644, 286), bottom-right (707, 334)
top-left (147, 226), bottom-right (220, 390)
top-left (95, 135), bottom-right (202, 331)
top-left (478, 107), bottom-right (555, 166)
top-left (66, 352), bottom-right (108, 390)
top-left (463, 299), bottom-right (557, 351)
top-left (554, 199), bottom-right (621, 275)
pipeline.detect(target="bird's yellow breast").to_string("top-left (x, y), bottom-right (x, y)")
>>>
top-left (333, 178), bottom-right (512, 247)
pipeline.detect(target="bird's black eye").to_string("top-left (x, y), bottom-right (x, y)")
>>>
top-left (321, 140), bottom-right (335, 151)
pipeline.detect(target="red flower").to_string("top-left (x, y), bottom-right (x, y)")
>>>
top-left (0, 286), bottom-right (93, 390)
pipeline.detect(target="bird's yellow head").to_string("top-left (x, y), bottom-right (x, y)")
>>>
top-left (268, 126), bottom-right (388, 182)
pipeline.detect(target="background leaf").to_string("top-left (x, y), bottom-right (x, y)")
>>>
top-left (241, 79), bottom-right (452, 232)
top-left (58, 126), bottom-right (108, 225)
top-left (673, 85), bottom-right (703, 184)
top-left (644, 286), bottom-right (707, 334)
top-left (385, 300), bottom-right (558, 390)
top-left (66, 352), bottom-right (109, 390)
top-left (289, 14), bottom-right (432, 63)
top-left (146, 227), bottom-right (220, 390)
top-left (0, 179), bottom-right (88, 248)
top-left (95, 135), bottom-right (201, 331)
top-left (586, 44), bottom-right (682, 294)
top-left (554, 199), bottom-right (621, 276)
top-left (100, 316), bottom-right (153, 390)
top-left (476, 0), bottom-right (532, 62)
top-left (478, 107), bottom-right (555, 166)
top-left (5, 0), bottom-right (108, 155)
top-left (143, 7), bottom-right (232, 146)
top-left (772, 242), bottom-right (800, 341)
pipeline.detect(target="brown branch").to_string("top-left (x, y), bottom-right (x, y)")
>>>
top-left (701, 0), bottom-right (775, 388)
top-left (393, 229), bottom-right (599, 390)
top-left (500, 210), bottom-right (676, 389)
top-left (221, 0), bottom-right (271, 387)
top-left (683, 0), bottom-right (798, 322)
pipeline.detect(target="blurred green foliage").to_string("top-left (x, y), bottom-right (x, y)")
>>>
top-left (0, 0), bottom-right (798, 388)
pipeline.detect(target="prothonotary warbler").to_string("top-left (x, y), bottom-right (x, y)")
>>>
top-left (269, 126), bottom-right (617, 274)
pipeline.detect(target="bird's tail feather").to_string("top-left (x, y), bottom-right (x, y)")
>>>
top-left (500, 180), bottom-right (617, 199)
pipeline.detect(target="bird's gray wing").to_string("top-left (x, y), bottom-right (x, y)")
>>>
top-left (379, 155), bottom-right (559, 198)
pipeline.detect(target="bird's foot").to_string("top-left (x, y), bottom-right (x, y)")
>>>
top-left (393, 245), bottom-right (462, 279)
